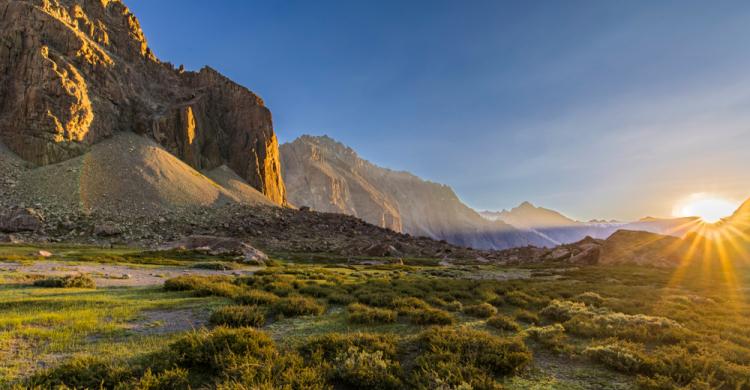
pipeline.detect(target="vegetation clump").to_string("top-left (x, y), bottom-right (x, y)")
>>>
top-left (33, 274), bottom-right (95, 288)
top-left (209, 305), bottom-right (265, 328)
top-left (347, 303), bottom-right (397, 324)
top-left (487, 314), bottom-right (522, 332)
top-left (463, 302), bottom-right (498, 318)
top-left (273, 296), bottom-right (326, 317)
top-left (410, 327), bottom-right (531, 388)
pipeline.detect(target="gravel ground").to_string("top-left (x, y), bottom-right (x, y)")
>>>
top-left (0, 260), bottom-right (260, 287)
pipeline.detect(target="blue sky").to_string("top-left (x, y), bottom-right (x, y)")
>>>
top-left (128, 0), bottom-right (750, 221)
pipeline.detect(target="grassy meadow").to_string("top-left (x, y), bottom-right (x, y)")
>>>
top-left (0, 244), bottom-right (749, 389)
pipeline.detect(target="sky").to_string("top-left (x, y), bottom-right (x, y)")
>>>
top-left (128, 0), bottom-right (750, 221)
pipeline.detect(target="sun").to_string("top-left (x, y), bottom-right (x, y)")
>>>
top-left (673, 194), bottom-right (738, 223)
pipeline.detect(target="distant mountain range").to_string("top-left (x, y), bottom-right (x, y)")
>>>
top-left (281, 135), bottom-right (708, 250)
top-left (480, 202), bottom-right (702, 245)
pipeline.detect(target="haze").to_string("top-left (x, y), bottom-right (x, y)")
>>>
top-left (129, 0), bottom-right (750, 221)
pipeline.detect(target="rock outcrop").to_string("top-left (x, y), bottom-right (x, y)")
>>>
top-left (0, 0), bottom-right (285, 205)
top-left (281, 135), bottom-right (554, 250)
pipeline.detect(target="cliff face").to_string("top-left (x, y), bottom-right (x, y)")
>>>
top-left (0, 0), bottom-right (285, 205)
top-left (281, 135), bottom-right (554, 250)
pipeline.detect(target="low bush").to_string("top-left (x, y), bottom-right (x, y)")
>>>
top-left (407, 307), bottom-right (454, 326)
top-left (33, 274), bottom-right (95, 289)
top-left (299, 333), bottom-right (399, 361)
top-left (585, 340), bottom-right (648, 374)
top-left (540, 299), bottom-right (591, 322)
top-left (564, 312), bottom-right (689, 343)
top-left (273, 296), bottom-right (326, 317)
top-left (234, 289), bottom-right (279, 305)
top-left (525, 324), bottom-right (570, 354)
top-left (410, 327), bottom-right (531, 388)
top-left (463, 303), bottom-right (498, 318)
top-left (513, 309), bottom-right (540, 324)
top-left (333, 347), bottom-right (403, 389)
top-left (209, 305), bottom-right (265, 328)
top-left (163, 275), bottom-right (232, 292)
top-left (26, 356), bottom-right (129, 388)
top-left (133, 368), bottom-right (190, 390)
top-left (575, 291), bottom-right (605, 306)
top-left (347, 303), bottom-right (397, 325)
top-left (487, 314), bottom-right (521, 332)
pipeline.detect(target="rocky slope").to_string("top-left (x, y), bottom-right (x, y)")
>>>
top-left (0, 0), bottom-right (285, 205)
top-left (281, 135), bottom-right (554, 250)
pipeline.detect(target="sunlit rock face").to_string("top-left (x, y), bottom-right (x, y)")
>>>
top-left (281, 135), bottom-right (554, 250)
top-left (0, 0), bottom-right (286, 205)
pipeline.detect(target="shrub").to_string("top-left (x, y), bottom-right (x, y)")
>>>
top-left (163, 275), bottom-right (232, 293)
top-left (487, 314), bottom-right (521, 332)
top-left (565, 312), bottom-right (688, 342)
top-left (167, 327), bottom-right (277, 374)
top-left (407, 307), bottom-right (454, 326)
top-left (525, 324), bottom-right (570, 354)
top-left (209, 305), bottom-right (265, 328)
top-left (327, 292), bottom-right (356, 305)
top-left (575, 291), bottom-right (605, 306)
top-left (33, 274), bottom-right (96, 289)
top-left (299, 333), bottom-right (399, 361)
top-left (348, 303), bottom-right (397, 325)
top-left (273, 296), bottom-right (326, 317)
top-left (463, 303), bottom-right (498, 318)
top-left (412, 327), bottom-right (531, 378)
top-left (391, 297), bottom-right (431, 313)
top-left (540, 299), bottom-right (592, 322)
top-left (333, 347), bottom-right (403, 389)
top-left (26, 356), bottom-right (130, 388)
top-left (133, 368), bottom-right (190, 390)
top-left (194, 281), bottom-right (244, 298)
top-left (235, 289), bottom-right (279, 305)
top-left (504, 290), bottom-right (540, 308)
top-left (585, 341), bottom-right (648, 374)
top-left (513, 309), bottom-right (540, 324)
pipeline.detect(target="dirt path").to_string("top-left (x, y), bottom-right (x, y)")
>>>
top-left (0, 260), bottom-right (260, 287)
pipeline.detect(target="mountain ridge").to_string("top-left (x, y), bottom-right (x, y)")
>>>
top-left (281, 135), bottom-right (555, 250)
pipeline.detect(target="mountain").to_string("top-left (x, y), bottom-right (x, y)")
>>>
top-left (280, 135), bottom-right (555, 250)
top-left (480, 201), bottom-right (579, 229)
top-left (481, 202), bottom-right (624, 245)
top-left (0, 0), bottom-right (285, 205)
top-left (481, 201), bottom-right (705, 245)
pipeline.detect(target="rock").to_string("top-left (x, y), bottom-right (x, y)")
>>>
top-left (38, 250), bottom-right (52, 258)
top-left (362, 243), bottom-right (402, 257)
top-left (94, 223), bottom-right (122, 237)
top-left (547, 247), bottom-right (571, 262)
top-left (0, 0), bottom-right (285, 205)
top-left (0, 208), bottom-right (43, 232)
top-left (160, 235), bottom-right (268, 265)
top-left (569, 243), bottom-right (601, 265)
top-left (299, 206), bottom-right (311, 212)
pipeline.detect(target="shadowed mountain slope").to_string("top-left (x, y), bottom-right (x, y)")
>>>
top-left (281, 135), bottom-right (554, 250)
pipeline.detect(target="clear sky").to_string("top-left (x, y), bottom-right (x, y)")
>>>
top-left (128, 0), bottom-right (750, 221)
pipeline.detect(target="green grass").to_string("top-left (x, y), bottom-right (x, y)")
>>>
top-left (1, 244), bottom-right (749, 389)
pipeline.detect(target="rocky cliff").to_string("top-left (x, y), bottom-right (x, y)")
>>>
top-left (281, 135), bottom-right (554, 250)
top-left (0, 0), bottom-right (285, 205)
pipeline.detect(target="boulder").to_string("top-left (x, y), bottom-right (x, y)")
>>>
top-left (569, 243), bottom-right (601, 265)
top-left (0, 208), bottom-right (43, 232)
top-left (94, 223), bottom-right (122, 237)
top-left (547, 247), bottom-right (571, 262)
top-left (161, 235), bottom-right (268, 265)
top-left (362, 243), bottom-right (402, 257)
